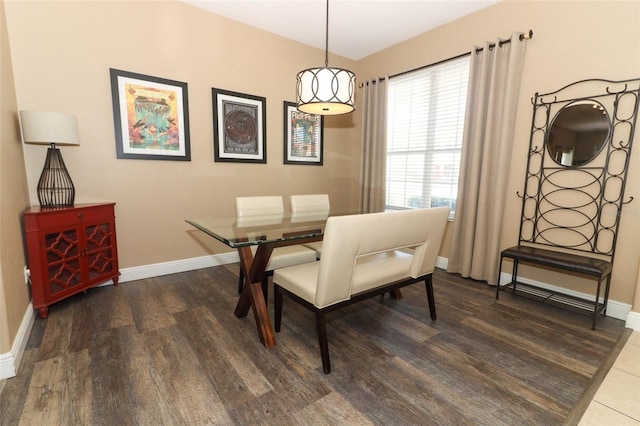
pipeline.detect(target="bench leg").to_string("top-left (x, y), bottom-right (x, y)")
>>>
top-left (274, 285), bottom-right (283, 332)
top-left (512, 259), bottom-right (519, 293)
top-left (496, 255), bottom-right (505, 299)
top-left (315, 312), bottom-right (331, 374)
top-left (425, 275), bottom-right (437, 321)
top-left (497, 256), bottom-right (520, 299)
top-left (603, 274), bottom-right (612, 317)
top-left (592, 277), bottom-right (603, 331)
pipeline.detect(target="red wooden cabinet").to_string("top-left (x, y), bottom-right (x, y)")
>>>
top-left (23, 203), bottom-right (120, 318)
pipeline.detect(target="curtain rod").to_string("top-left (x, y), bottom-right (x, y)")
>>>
top-left (361, 29), bottom-right (533, 86)
top-left (475, 29), bottom-right (533, 54)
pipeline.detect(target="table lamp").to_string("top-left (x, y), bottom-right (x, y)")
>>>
top-left (19, 110), bottom-right (79, 208)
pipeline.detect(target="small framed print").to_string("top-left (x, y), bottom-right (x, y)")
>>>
top-left (110, 68), bottom-right (190, 161)
top-left (212, 88), bottom-right (266, 163)
top-left (283, 101), bottom-right (323, 165)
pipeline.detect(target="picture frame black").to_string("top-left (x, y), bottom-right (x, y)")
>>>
top-left (283, 101), bottom-right (323, 165)
top-left (212, 88), bottom-right (267, 163)
top-left (110, 68), bottom-right (190, 161)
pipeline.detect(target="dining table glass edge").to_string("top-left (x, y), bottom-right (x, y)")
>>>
top-left (185, 213), bottom-right (333, 249)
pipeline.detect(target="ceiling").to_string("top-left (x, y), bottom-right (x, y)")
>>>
top-left (182, 0), bottom-right (501, 60)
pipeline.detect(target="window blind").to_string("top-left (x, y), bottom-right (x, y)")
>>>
top-left (386, 55), bottom-right (470, 219)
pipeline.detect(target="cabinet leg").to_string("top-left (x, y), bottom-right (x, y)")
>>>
top-left (113, 276), bottom-right (119, 286)
top-left (37, 307), bottom-right (49, 319)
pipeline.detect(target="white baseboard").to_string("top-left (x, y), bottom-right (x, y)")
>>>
top-left (626, 310), bottom-right (640, 332)
top-left (435, 256), bottom-right (448, 270)
top-left (117, 252), bottom-right (239, 284)
top-left (0, 302), bottom-right (35, 380)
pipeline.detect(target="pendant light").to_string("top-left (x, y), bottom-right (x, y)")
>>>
top-left (296, 0), bottom-right (356, 115)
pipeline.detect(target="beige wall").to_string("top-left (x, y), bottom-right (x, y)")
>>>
top-left (4, 0), bottom-right (360, 271)
top-left (359, 0), bottom-right (640, 304)
top-left (2, 0), bottom-right (640, 355)
top-left (0, 0), bottom-right (31, 355)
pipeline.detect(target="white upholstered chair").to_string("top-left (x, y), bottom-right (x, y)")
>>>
top-left (235, 196), bottom-right (318, 299)
top-left (273, 207), bottom-right (450, 373)
top-left (290, 194), bottom-right (330, 258)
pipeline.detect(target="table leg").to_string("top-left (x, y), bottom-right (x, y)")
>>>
top-left (390, 289), bottom-right (403, 299)
top-left (233, 245), bottom-right (276, 347)
top-left (247, 281), bottom-right (276, 347)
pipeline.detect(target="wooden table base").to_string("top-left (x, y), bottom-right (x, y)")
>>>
top-left (234, 245), bottom-right (276, 347)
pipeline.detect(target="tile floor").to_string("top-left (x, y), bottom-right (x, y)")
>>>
top-left (579, 330), bottom-right (640, 425)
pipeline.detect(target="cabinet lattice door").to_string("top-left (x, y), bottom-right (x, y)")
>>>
top-left (24, 203), bottom-right (120, 318)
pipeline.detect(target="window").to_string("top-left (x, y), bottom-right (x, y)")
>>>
top-left (386, 55), bottom-right (470, 219)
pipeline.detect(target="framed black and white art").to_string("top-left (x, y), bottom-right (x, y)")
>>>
top-left (212, 88), bottom-right (266, 164)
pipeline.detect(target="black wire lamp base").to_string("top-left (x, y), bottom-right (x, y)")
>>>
top-left (37, 143), bottom-right (75, 208)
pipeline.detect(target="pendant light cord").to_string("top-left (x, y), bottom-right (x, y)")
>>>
top-left (324, 0), bottom-right (329, 67)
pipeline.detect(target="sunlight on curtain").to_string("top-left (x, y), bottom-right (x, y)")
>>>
top-left (447, 32), bottom-right (527, 284)
top-left (360, 77), bottom-right (388, 213)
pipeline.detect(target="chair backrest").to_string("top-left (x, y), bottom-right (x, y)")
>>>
top-left (236, 196), bottom-right (284, 217)
top-left (314, 207), bottom-right (449, 308)
top-left (290, 194), bottom-right (330, 214)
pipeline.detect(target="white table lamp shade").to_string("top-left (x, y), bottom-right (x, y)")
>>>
top-left (19, 110), bottom-right (79, 207)
top-left (20, 110), bottom-right (79, 146)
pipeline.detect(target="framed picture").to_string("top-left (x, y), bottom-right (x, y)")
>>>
top-left (283, 101), bottom-right (323, 165)
top-left (212, 88), bottom-right (266, 163)
top-left (109, 68), bottom-right (190, 161)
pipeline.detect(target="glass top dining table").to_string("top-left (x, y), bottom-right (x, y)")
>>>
top-left (185, 211), bottom-right (335, 348)
top-left (185, 212), bottom-right (331, 249)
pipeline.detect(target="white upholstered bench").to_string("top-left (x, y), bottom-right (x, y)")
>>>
top-left (273, 207), bottom-right (450, 374)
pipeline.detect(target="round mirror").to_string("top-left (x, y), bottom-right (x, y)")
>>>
top-left (547, 100), bottom-right (610, 167)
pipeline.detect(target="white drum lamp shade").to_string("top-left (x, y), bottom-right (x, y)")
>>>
top-left (19, 110), bottom-right (80, 208)
top-left (296, 67), bottom-right (356, 115)
top-left (296, 0), bottom-right (355, 116)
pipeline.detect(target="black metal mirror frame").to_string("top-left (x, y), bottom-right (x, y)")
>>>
top-left (546, 99), bottom-right (611, 167)
top-left (517, 78), bottom-right (639, 261)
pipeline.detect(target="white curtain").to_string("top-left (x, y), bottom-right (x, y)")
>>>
top-left (360, 77), bottom-right (388, 213)
top-left (447, 33), bottom-right (527, 284)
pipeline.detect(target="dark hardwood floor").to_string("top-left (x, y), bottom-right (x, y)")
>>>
top-left (0, 265), bottom-right (627, 425)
